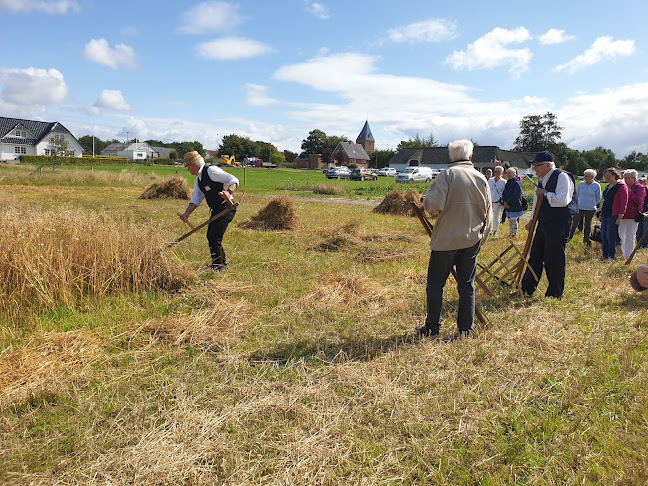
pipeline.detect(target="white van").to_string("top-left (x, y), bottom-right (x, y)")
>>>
top-left (395, 166), bottom-right (436, 183)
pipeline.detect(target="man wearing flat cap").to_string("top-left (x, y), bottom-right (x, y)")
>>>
top-left (521, 150), bottom-right (576, 299)
top-left (179, 151), bottom-right (239, 271)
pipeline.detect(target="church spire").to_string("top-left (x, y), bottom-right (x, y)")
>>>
top-left (356, 120), bottom-right (375, 155)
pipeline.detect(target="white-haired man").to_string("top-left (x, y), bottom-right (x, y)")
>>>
top-left (569, 168), bottom-right (601, 246)
top-left (180, 151), bottom-right (239, 270)
top-left (416, 139), bottom-right (492, 339)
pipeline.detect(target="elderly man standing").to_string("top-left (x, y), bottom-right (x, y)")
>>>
top-left (416, 139), bottom-right (492, 339)
top-left (568, 169), bottom-right (601, 246)
top-left (179, 151), bottom-right (239, 271)
top-left (521, 151), bottom-right (575, 299)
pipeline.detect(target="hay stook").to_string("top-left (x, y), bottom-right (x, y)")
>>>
top-left (139, 176), bottom-right (191, 200)
top-left (239, 195), bottom-right (298, 231)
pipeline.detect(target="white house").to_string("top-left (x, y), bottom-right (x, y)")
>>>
top-left (0, 116), bottom-right (83, 162)
top-left (101, 141), bottom-right (155, 160)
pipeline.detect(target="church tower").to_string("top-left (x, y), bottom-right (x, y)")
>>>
top-left (356, 120), bottom-right (375, 155)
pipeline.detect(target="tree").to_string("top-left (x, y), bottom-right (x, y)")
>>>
top-left (301, 129), bottom-right (328, 154)
top-left (47, 136), bottom-right (73, 170)
top-left (622, 151), bottom-right (648, 171)
top-left (513, 111), bottom-right (563, 152)
top-left (180, 141), bottom-right (205, 157)
top-left (283, 150), bottom-right (298, 163)
top-left (325, 134), bottom-right (350, 151)
top-left (370, 148), bottom-right (396, 169)
top-left (397, 132), bottom-right (438, 151)
top-left (582, 146), bottom-right (618, 173)
top-left (77, 135), bottom-right (109, 155)
top-left (169, 150), bottom-right (178, 160)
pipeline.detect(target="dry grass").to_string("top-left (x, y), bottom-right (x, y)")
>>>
top-left (373, 188), bottom-right (424, 217)
top-left (139, 175), bottom-right (191, 200)
top-left (0, 196), bottom-right (193, 323)
top-left (0, 330), bottom-right (105, 410)
top-left (238, 194), bottom-right (298, 230)
top-left (312, 183), bottom-right (348, 195)
top-left (0, 164), bottom-right (162, 186)
top-left (3, 178), bottom-right (648, 485)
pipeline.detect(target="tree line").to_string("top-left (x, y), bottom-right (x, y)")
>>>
top-left (79, 114), bottom-right (646, 173)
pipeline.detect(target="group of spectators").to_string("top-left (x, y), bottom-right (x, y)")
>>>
top-left (417, 142), bottom-right (647, 340)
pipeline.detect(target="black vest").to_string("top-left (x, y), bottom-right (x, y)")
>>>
top-left (538, 169), bottom-right (578, 223)
top-left (197, 165), bottom-right (230, 212)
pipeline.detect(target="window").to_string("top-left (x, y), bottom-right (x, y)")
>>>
top-left (44, 149), bottom-right (50, 155)
top-left (15, 130), bottom-right (27, 137)
top-left (15, 147), bottom-right (26, 154)
top-left (54, 134), bottom-right (64, 141)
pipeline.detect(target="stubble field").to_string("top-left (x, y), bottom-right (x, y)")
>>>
top-left (0, 164), bottom-right (647, 485)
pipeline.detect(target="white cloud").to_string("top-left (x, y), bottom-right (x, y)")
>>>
top-left (95, 89), bottom-right (131, 111)
top-left (245, 84), bottom-right (278, 106)
top-left (306, 2), bottom-right (329, 20)
top-left (178, 1), bottom-right (241, 34)
top-left (195, 37), bottom-right (272, 60)
top-left (0, 0), bottom-right (79, 14)
top-left (83, 38), bottom-right (137, 70)
top-left (539, 28), bottom-right (575, 45)
top-left (554, 36), bottom-right (635, 73)
top-left (0, 67), bottom-right (67, 105)
top-left (388, 19), bottom-right (457, 43)
top-left (558, 83), bottom-right (648, 154)
top-left (273, 52), bottom-right (541, 148)
top-left (444, 27), bottom-right (533, 77)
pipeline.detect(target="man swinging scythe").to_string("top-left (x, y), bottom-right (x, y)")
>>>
top-left (178, 151), bottom-right (239, 271)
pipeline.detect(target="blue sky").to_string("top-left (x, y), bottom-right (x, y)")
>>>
top-left (1, 0), bottom-right (647, 157)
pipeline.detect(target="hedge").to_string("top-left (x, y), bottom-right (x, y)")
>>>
top-left (20, 155), bottom-right (130, 166)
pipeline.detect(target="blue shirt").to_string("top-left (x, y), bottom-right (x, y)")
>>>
top-left (576, 180), bottom-right (601, 211)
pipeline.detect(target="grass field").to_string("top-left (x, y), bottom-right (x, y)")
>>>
top-left (1, 164), bottom-right (647, 484)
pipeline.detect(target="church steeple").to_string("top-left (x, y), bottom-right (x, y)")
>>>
top-left (356, 120), bottom-right (375, 155)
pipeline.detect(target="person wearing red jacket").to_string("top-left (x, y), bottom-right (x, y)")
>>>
top-left (600, 168), bottom-right (627, 261)
top-left (619, 169), bottom-right (646, 258)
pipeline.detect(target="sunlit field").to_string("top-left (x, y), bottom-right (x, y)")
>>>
top-left (1, 164), bottom-right (647, 484)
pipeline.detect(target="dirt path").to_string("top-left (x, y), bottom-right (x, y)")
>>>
top-left (291, 196), bottom-right (377, 207)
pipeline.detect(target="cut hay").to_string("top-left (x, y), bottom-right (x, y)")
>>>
top-left (139, 175), bottom-right (191, 200)
top-left (312, 183), bottom-right (347, 195)
top-left (372, 188), bottom-right (424, 217)
top-left (239, 195), bottom-right (297, 231)
top-left (0, 330), bottom-right (105, 410)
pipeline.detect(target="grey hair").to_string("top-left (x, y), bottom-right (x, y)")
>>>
top-left (505, 167), bottom-right (516, 175)
top-left (583, 169), bottom-right (597, 177)
top-left (448, 139), bottom-right (474, 162)
top-left (624, 169), bottom-right (638, 179)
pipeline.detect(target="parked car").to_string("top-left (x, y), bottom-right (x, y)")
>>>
top-left (350, 168), bottom-right (377, 181)
top-left (377, 167), bottom-right (397, 177)
top-left (326, 166), bottom-right (351, 179)
top-left (395, 166), bottom-right (435, 183)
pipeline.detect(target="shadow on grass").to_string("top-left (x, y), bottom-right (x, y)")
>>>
top-left (247, 331), bottom-right (427, 365)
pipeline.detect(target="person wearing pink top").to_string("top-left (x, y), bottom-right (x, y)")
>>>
top-left (600, 168), bottom-right (628, 261)
top-left (619, 169), bottom-right (646, 258)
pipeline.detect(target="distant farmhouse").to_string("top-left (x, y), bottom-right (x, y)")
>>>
top-left (0, 116), bottom-right (83, 162)
top-left (295, 121), bottom-right (375, 170)
top-left (388, 146), bottom-right (536, 174)
top-left (101, 142), bottom-right (175, 160)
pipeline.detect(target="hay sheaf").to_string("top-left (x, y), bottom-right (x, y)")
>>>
top-left (139, 176), bottom-right (191, 200)
top-left (372, 188), bottom-right (424, 217)
top-left (239, 195), bottom-right (298, 231)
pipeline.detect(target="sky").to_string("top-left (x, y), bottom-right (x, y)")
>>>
top-left (1, 0), bottom-right (647, 157)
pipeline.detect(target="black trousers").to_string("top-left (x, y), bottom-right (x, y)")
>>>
top-left (521, 217), bottom-right (571, 298)
top-left (206, 209), bottom-right (235, 268)
top-left (425, 241), bottom-right (481, 333)
top-left (569, 209), bottom-right (595, 244)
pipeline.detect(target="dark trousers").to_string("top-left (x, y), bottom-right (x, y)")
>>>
top-left (637, 221), bottom-right (648, 249)
top-left (521, 218), bottom-right (571, 298)
top-left (569, 209), bottom-right (595, 244)
top-left (425, 241), bottom-right (481, 333)
top-left (207, 209), bottom-right (235, 268)
top-left (601, 215), bottom-right (618, 260)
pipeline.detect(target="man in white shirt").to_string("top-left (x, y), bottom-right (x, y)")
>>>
top-left (179, 151), bottom-right (239, 270)
top-left (521, 151), bottom-right (575, 299)
top-left (488, 166), bottom-right (506, 236)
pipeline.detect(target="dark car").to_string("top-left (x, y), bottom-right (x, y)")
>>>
top-left (350, 168), bottom-right (377, 181)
